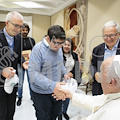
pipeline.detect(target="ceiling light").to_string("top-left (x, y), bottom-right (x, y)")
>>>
top-left (12, 1), bottom-right (45, 8)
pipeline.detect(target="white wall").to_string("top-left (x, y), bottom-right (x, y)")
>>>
top-left (51, 10), bottom-right (64, 27)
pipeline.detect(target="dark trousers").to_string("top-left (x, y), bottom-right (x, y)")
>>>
top-left (0, 87), bottom-right (17, 120)
top-left (31, 89), bottom-right (62, 120)
top-left (92, 81), bottom-right (103, 96)
top-left (62, 98), bottom-right (70, 114)
top-left (59, 98), bottom-right (70, 115)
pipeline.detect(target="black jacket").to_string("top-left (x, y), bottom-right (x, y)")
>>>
top-left (0, 29), bottom-right (23, 86)
top-left (22, 37), bottom-right (35, 50)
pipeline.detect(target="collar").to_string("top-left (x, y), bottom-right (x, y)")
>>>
top-left (43, 37), bottom-right (49, 47)
top-left (105, 92), bottom-right (120, 102)
top-left (3, 27), bottom-right (14, 39)
top-left (105, 39), bottom-right (119, 51)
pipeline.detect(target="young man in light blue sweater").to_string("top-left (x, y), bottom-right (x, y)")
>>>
top-left (28, 25), bottom-right (69, 120)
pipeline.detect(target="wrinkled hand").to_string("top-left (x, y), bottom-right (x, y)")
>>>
top-left (23, 61), bottom-right (29, 70)
top-left (60, 89), bottom-right (73, 99)
top-left (95, 72), bottom-right (101, 83)
top-left (2, 67), bottom-right (15, 79)
top-left (53, 89), bottom-right (73, 100)
top-left (53, 82), bottom-right (66, 100)
top-left (68, 72), bottom-right (73, 78)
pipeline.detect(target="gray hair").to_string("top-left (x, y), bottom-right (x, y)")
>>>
top-left (6, 11), bottom-right (23, 22)
top-left (102, 21), bottom-right (120, 33)
top-left (105, 62), bottom-right (120, 88)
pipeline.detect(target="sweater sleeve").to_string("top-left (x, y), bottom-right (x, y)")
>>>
top-left (28, 43), bottom-right (57, 92)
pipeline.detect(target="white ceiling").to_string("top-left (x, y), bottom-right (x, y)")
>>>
top-left (0, 0), bottom-right (77, 16)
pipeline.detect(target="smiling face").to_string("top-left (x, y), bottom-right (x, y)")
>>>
top-left (5, 16), bottom-right (23, 36)
top-left (63, 40), bottom-right (71, 54)
top-left (103, 26), bottom-right (119, 50)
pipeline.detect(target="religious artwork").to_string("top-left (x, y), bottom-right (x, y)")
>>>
top-left (64, 0), bottom-right (88, 60)
top-left (22, 50), bottom-right (31, 61)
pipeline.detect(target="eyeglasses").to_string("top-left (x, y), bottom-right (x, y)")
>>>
top-left (51, 39), bottom-right (65, 46)
top-left (8, 21), bottom-right (24, 29)
top-left (103, 33), bottom-right (118, 39)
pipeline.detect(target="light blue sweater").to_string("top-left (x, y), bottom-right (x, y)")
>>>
top-left (28, 39), bottom-right (67, 94)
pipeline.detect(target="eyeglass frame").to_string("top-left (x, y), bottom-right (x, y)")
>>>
top-left (8, 20), bottom-right (24, 29)
top-left (51, 39), bottom-right (65, 46)
top-left (102, 32), bottom-right (119, 40)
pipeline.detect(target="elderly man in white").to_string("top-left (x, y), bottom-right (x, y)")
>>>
top-left (54, 55), bottom-right (120, 120)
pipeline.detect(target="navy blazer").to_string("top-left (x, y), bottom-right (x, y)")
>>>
top-left (90, 41), bottom-right (120, 95)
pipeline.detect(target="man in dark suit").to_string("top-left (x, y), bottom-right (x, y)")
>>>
top-left (0, 11), bottom-right (27, 120)
top-left (90, 21), bottom-right (120, 96)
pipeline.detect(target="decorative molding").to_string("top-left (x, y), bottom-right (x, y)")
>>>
top-left (64, 0), bottom-right (88, 60)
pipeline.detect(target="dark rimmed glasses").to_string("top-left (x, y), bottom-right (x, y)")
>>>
top-left (51, 39), bottom-right (65, 46)
top-left (103, 32), bottom-right (119, 39)
top-left (8, 20), bottom-right (24, 29)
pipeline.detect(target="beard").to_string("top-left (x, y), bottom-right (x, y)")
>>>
top-left (22, 33), bottom-right (28, 38)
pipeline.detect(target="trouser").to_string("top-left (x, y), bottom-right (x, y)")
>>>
top-left (59, 98), bottom-right (70, 114)
top-left (62, 98), bottom-right (70, 113)
top-left (92, 81), bottom-right (103, 96)
top-left (17, 64), bottom-right (31, 98)
top-left (31, 89), bottom-right (62, 120)
top-left (0, 87), bottom-right (17, 120)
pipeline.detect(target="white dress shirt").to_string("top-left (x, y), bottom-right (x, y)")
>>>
top-left (64, 53), bottom-right (75, 73)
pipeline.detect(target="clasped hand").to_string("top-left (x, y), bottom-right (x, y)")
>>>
top-left (52, 88), bottom-right (73, 101)
top-left (52, 74), bottom-right (72, 100)
top-left (52, 82), bottom-right (73, 101)
top-left (52, 82), bottom-right (67, 101)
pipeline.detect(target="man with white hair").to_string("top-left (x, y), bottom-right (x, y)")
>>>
top-left (57, 55), bottom-right (120, 120)
top-left (90, 21), bottom-right (120, 96)
top-left (0, 11), bottom-right (27, 120)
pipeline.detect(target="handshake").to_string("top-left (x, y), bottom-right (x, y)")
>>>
top-left (52, 78), bottom-right (77, 101)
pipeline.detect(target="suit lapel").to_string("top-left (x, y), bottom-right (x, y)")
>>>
top-left (98, 43), bottom-right (105, 61)
top-left (14, 36), bottom-right (17, 52)
top-left (0, 29), bottom-right (11, 57)
top-left (0, 29), bottom-right (9, 47)
top-left (116, 40), bottom-right (120, 55)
